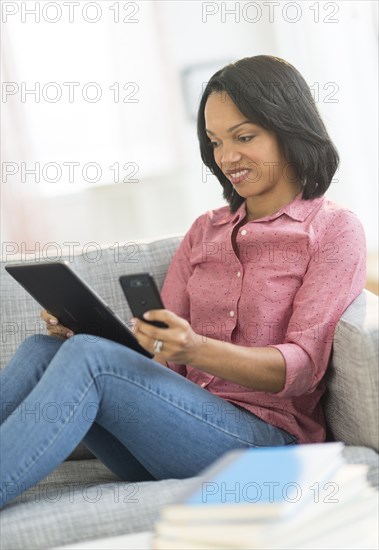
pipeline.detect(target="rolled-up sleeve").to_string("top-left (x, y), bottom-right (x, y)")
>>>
top-left (268, 210), bottom-right (367, 398)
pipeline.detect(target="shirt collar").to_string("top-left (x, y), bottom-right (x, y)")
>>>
top-left (210, 190), bottom-right (325, 226)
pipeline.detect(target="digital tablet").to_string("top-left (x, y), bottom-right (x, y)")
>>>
top-left (4, 261), bottom-right (153, 359)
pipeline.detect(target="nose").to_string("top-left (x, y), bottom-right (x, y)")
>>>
top-left (217, 142), bottom-right (242, 168)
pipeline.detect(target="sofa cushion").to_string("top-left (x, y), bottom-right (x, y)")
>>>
top-left (0, 460), bottom-right (199, 550)
top-left (323, 290), bottom-right (379, 452)
top-left (342, 445), bottom-right (379, 487)
top-left (66, 442), bottom-right (98, 461)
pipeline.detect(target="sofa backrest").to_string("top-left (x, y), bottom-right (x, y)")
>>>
top-left (323, 289), bottom-right (379, 452)
top-left (1, 235), bottom-right (378, 453)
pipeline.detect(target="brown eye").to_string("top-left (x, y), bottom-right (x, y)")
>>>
top-left (238, 135), bottom-right (255, 143)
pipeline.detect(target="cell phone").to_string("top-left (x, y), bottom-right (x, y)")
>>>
top-left (119, 273), bottom-right (168, 328)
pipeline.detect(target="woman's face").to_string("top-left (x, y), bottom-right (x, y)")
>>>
top-left (204, 92), bottom-right (300, 202)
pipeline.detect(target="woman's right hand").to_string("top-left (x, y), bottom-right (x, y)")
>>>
top-left (40, 309), bottom-right (75, 339)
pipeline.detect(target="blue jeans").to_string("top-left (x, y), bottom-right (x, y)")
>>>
top-left (0, 334), bottom-right (296, 508)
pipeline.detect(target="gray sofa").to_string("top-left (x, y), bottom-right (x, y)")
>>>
top-left (1, 235), bottom-right (378, 549)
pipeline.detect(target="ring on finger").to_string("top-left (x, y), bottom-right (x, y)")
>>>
top-left (153, 339), bottom-right (163, 353)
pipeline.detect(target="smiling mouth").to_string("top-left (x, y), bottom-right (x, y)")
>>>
top-left (226, 169), bottom-right (251, 184)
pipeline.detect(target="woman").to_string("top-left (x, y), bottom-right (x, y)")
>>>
top-left (0, 55), bottom-right (366, 508)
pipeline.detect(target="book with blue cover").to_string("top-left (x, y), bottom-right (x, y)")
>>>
top-left (160, 442), bottom-right (345, 522)
top-left (153, 442), bottom-right (378, 549)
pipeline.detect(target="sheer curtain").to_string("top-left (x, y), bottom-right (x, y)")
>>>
top-left (1, 1), bottom-right (179, 244)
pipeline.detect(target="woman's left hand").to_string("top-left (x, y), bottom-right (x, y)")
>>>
top-left (131, 309), bottom-right (201, 364)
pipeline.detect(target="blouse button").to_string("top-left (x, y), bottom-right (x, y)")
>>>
top-left (229, 310), bottom-right (235, 317)
top-left (241, 229), bottom-right (247, 236)
top-left (237, 271), bottom-right (241, 277)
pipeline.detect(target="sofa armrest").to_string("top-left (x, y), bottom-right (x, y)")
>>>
top-left (324, 289), bottom-right (379, 451)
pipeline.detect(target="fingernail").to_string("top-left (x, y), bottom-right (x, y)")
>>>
top-left (50, 319), bottom-right (58, 325)
top-left (143, 311), bottom-right (150, 319)
top-left (66, 331), bottom-right (74, 338)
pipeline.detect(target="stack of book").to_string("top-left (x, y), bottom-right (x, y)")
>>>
top-left (152, 442), bottom-right (378, 549)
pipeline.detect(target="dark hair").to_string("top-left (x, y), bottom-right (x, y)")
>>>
top-left (197, 55), bottom-right (339, 212)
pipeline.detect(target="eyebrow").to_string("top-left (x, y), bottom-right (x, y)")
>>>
top-left (205, 120), bottom-right (253, 135)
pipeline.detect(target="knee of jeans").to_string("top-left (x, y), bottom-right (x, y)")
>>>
top-left (63, 333), bottom-right (102, 346)
top-left (21, 333), bottom-right (57, 348)
top-left (58, 333), bottom-right (109, 357)
top-left (58, 334), bottom-right (141, 371)
top-left (18, 334), bottom-right (65, 359)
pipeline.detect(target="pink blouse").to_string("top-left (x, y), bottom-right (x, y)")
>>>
top-left (161, 191), bottom-right (367, 443)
